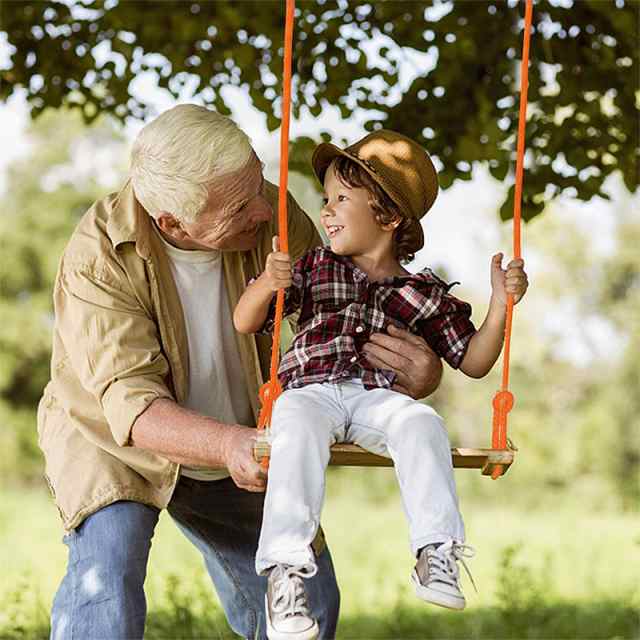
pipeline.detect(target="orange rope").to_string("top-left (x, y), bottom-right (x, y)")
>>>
top-left (490, 0), bottom-right (533, 479)
top-left (256, 0), bottom-right (295, 461)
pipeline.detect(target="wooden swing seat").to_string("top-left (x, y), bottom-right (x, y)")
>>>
top-left (254, 441), bottom-right (515, 476)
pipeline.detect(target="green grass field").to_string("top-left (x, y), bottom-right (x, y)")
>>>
top-left (1, 470), bottom-right (638, 639)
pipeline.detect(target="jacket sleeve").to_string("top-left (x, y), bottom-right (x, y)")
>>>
top-left (54, 258), bottom-right (173, 447)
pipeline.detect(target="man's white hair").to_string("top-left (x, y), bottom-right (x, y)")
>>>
top-left (130, 104), bottom-right (253, 222)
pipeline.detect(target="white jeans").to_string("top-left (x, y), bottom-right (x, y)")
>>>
top-left (255, 381), bottom-right (465, 574)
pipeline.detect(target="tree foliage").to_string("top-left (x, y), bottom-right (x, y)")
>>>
top-left (1, 0), bottom-right (638, 221)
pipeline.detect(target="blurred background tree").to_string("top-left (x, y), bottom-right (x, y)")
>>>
top-left (1, 0), bottom-right (638, 220)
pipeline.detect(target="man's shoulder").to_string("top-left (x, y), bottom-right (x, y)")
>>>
top-left (263, 180), bottom-right (279, 205)
top-left (254, 181), bottom-right (321, 263)
top-left (62, 192), bottom-right (119, 266)
top-left (58, 187), bottom-right (146, 291)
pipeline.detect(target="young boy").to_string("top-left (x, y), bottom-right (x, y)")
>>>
top-left (234, 130), bottom-right (528, 640)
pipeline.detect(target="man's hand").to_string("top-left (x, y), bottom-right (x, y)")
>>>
top-left (132, 399), bottom-right (267, 491)
top-left (362, 324), bottom-right (443, 399)
top-left (222, 426), bottom-right (268, 492)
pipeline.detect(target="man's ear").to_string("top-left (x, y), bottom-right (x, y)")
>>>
top-left (157, 212), bottom-right (188, 240)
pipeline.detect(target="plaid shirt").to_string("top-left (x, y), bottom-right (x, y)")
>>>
top-left (261, 247), bottom-right (476, 391)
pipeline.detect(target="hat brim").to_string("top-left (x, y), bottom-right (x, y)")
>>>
top-left (312, 141), bottom-right (415, 212)
top-left (313, 140), bottom-right (412, 215)
top-left (312, 142), bottom-right (359, 186)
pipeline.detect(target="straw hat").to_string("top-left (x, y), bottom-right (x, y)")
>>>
top-left (311, 129), bottom-right (439, 221)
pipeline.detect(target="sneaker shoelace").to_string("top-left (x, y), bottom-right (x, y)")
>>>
top-left (426, 540), bottom-right (478, 593)
top-left (271, 564), bottom-right (318, 619)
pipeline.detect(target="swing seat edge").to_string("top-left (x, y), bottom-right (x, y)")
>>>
top-left (253, 441), bottom-right (515, 474)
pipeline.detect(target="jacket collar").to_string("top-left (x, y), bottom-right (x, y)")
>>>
top-left (106, 179), bottom-right (152, 260)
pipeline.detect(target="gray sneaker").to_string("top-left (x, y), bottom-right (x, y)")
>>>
top-left (411, 540), bottom-right (476, 610)
top-left (265, 563), bottom-right (319, 640)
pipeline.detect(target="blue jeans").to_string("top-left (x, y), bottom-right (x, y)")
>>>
top-left (50, 477), bottom-right (340, 639)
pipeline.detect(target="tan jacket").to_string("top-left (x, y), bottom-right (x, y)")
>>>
top-left (37, 179), bottom-right (321, 532)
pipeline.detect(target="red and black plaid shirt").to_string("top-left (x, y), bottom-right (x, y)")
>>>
top-left (260, 247), bottom-right (476, 391)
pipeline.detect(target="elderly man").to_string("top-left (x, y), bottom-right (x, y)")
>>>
top-left (38, 104), bottom-right (443, 639)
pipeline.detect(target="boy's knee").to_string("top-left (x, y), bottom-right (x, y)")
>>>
top-left (390, 407), bottom-right (449, 449)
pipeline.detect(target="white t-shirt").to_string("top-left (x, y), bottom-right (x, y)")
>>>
top-left (157, 230), bottom-right (254, 481)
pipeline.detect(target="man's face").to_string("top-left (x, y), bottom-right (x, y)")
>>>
top-left (179, 153), bottom-right (272, 252)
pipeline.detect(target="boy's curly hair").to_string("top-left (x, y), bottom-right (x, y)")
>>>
top-left (331, 156), bottom-right (424, 264)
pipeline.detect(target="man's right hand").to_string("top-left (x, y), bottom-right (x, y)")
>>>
top-left (223, 426), bottom-right (268, 492)
top-left (132, 399), bottom-right (268, 491)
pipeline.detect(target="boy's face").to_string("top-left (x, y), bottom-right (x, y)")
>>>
top-left (321, 161), bottom-right (396, 260)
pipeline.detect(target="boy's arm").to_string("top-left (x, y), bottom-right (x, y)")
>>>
top-left (460, 253), bottom-right (529, 379)
top-left (459, 297), bottom-right (507, 378)
top-left (233, 271), bottom-right (279, 334)
top-left (233, 236), bottom-right (295, 334)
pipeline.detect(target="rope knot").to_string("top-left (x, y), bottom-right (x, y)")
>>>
top-left (492, 390), bottom-right (514, 415)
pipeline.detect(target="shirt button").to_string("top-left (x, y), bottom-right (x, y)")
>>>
top-left (350, 356), bottom-right (358, 363)
top-left (355, 326), bottom-right (364, 333)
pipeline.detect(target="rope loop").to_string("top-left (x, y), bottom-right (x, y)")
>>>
top-left (492, 390), bottom-right (515, 415)
top-left (258, 379), bottom-right (283, 430)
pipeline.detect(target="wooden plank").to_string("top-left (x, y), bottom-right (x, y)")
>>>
top-left (254, 441), bottom-right (514, 474)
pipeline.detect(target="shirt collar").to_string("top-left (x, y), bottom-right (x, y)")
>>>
top-left (324, 247), bottom-right (429, 286)
top-left (106, 179), bottom-right (153, 260)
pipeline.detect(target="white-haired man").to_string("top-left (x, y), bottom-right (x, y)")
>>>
top-left (38, 104), bottom-right (443, 639)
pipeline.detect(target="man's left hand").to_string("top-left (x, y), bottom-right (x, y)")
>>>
top-left (362, 325), bottom-right (443, 399)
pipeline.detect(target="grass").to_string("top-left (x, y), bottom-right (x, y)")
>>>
top-left (1, 470), bottom-right (639, 639)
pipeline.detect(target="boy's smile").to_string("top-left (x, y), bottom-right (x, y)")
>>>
top-left (325, 224), bottom-right (344, 238)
